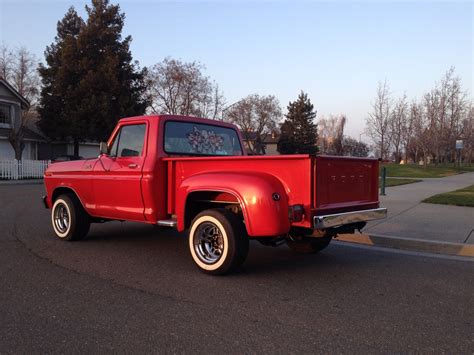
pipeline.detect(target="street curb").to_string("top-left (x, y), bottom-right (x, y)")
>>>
top-left (0, 179), bottom-right (43, 185)
top-left (336, 233), bottom-right (474, 257)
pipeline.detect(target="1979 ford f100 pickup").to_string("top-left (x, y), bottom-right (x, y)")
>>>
top-left (43, 115), bottom-right (387, 274)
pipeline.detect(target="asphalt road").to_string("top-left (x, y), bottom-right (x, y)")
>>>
top-left (1, 184), bottom-right (473, 353)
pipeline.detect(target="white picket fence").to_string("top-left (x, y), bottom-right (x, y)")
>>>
top-left (0, 159), bottom-right (50, 180)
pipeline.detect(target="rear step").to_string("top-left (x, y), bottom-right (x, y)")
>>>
top-left (157, 219), bottom-right (177, 228)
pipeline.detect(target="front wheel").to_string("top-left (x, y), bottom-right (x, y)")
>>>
top-left (189, 208), bottom-right (249, 275)
top-left (286, 234), bottom-right (332, 254)
top-left (51, 194), bottom-right (90, 241)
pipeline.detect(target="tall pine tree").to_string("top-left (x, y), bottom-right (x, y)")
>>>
top-left (38, 0), bottom-right (148, 156)
top-left (38, 7), bottom-right (84, 153)
top-left (76, 0), bottom-right (148, 143)
top-left (277, 91), bottom-right (319, 154)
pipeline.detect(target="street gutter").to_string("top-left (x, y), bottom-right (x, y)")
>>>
top-left (336, 233), bottom-right (474, 257)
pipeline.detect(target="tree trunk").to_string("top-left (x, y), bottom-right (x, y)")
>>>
top-left (381, 136), bottom-right (385, 160)
top-left (14, 143), bottom-right (23, 160)
top-left (8, 131), bottom-right (25, 161)
top-left (422, 150), bottom-right (428, 168)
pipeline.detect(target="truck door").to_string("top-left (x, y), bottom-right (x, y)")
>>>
top-left (92, 122), bottom-right (147, 221)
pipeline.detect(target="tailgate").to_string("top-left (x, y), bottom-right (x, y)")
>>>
top-left (314, 156), bottom-right (379, 214)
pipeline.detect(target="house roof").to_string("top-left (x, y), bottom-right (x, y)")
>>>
top-left (241, 131), bottom-right (280, 144)
top-left (0, 79), bottom-right (30, 110)
top-left (0, 127), bottom-right (46, 142)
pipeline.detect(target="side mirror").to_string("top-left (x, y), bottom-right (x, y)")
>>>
top-left (99, 142), bottom-right (109, 156)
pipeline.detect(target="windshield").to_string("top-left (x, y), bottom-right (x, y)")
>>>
top-left (164, 121), bottom-right (243, 156)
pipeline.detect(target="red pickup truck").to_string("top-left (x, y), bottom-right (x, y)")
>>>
top-left (43, 115), bottom-right (386, 274)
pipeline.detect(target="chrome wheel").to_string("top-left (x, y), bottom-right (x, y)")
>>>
top-left (54, 203), bottom-right (70, 234)
top-left (51, 194), bottom-right (90, 241)
top-left (193, 222), bottom-right (224, 264)
top-left (189, 209), bottom-right (249, 275)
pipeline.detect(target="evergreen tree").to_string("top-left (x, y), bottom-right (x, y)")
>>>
top-left (76, 0), bottom-right (148, 143)
top-left (277, 91), bottom-right (319, 154)
top-left (38, 7), bottom-right (84, 152)
top-left (38, 0), bottom-right (148, 156)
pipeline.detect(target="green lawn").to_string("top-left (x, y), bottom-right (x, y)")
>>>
top-left (423, 185), bottom-right (474, 207)
top-left (457, 165), bottom-right (474, 172)
top-left (384, 178), bottom-right (421, 187)
top-left (382, 163), bottom-right (473, 178)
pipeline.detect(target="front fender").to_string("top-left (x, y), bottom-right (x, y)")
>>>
top-left (176, 172), bottom-right (290, 237)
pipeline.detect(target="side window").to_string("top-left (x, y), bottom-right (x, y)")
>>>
top-left (0, 103), bottom-right (13, 127)
top-left (110, 124), bottom-right (146, 158)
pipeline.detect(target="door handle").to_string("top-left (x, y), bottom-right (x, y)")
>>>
top-left (128, 163), bottom-right (138, 169)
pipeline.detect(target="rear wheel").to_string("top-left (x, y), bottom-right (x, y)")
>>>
top-left (51, 194), bottom-right (90, 241)
top-left (286, 234), bottom-right (332, 254)
top-left (189, 208), bottom-right (249, 275)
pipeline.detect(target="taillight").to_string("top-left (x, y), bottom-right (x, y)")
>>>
top-left (288, 204), bottom-right (304, 222)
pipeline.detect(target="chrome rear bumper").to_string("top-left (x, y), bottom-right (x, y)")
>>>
top-left (314, 207), bottom-right (387, 229)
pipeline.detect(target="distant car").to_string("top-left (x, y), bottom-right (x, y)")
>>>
top-left (51, 155), bottom-right (83, 163)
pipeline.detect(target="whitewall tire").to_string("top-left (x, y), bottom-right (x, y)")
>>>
top-left (189, 209), bottom-right (249, 275)
top-left (51, 194), bottom-right (90, 241)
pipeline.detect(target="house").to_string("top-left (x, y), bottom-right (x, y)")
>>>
top-left (263, 131), bottom-right (280, 155)
top-left (0, 79), bottom-right (48, 159)
top-left (0, 79), bottom-right (99, 160)
top-left (241, 131), bottom-right (280, 155)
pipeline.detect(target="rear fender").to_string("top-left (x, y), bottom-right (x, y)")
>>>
top-left (176, 172), bottom-right (290, 237)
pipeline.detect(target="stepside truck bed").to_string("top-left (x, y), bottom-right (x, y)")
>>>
top-left (165, 154), bottom-right (380, 233)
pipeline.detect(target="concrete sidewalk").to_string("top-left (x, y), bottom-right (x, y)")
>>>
top-left (359, 172), bottom-right (474, 247)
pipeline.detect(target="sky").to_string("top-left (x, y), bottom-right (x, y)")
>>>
top-left (1, 0), bottom-right (472, 141)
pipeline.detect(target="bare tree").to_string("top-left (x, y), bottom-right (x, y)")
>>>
top-left (461, 104), bottom-right (473, 165)
top-left (444, 69), bottom-right (467, 162)
top-left (400, 100), bottom-right (416, 163)
top-left (403, 101), bottom-right (420, 163)
top-left (366, 80), bottom-right (392, 159)
top-left (369, 68), bottom-right (471, 165)
top-left (317, 114), bottom-right (346, 155)
top-left (390, 94), bottom-right (408, 162)
top-left (333, 115), bottom-right (346, 155)
top-left (316, 117), bottom-right (330, 153)
top-left (0, 46), bottom-right (15, 82)
top-left (224, 94), bottom-right (281, 155)
top-left (409, 101), bottom-right (431, 164)
top-left (0, 46), bottom-right (40, 160)
top-left (422, 68), bottom-right (467, 164)
top-left (146, 57), bottom-right (225, 119)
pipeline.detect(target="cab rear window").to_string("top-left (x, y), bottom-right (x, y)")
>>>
top-left (164, 121), bottom-right (243, 156)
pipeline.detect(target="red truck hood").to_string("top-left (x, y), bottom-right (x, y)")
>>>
top-left (46, 159), bottom-right (95, 174)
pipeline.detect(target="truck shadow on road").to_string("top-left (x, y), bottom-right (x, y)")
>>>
top-left (16, 218), bottom-right (466, 307)
top-left (77, 221), bottom-right (386, 277)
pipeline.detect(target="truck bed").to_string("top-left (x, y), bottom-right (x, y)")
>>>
top-left (164, 154), bottom-right (379, 229)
